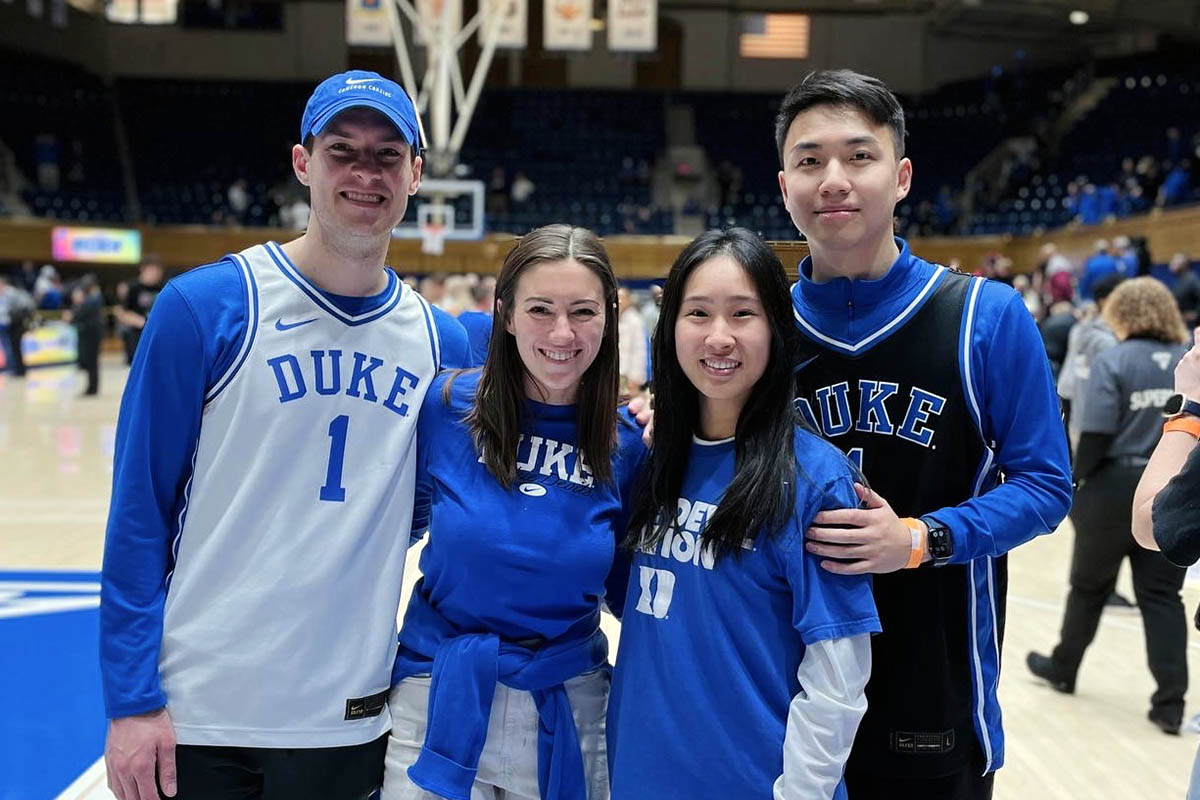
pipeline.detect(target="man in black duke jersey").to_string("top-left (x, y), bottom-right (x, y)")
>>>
top-left (779, 70), bottom-right (1072, 799)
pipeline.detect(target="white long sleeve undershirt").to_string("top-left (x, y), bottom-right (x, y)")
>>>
top-left (774, 633), bottom-right (872, 800)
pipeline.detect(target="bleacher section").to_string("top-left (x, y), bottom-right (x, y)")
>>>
top-left (0, 49), bottom-right (126, 223)
top-left (115, 78), bottom-right (311, 226)
top-left (972, 57), bottom-right (1200, 235)
top-left (1, 48), bottom-right (1195, 240)
top-left (459, 89), bottom-right (671, 236)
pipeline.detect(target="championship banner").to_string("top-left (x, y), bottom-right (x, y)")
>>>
top-left (479, 0), bottom-right (526, 49)
top-left (415, 0), bottom-right (462, 45)
top-left (139, 0), bottom-right (177, 24)
top-left (346, 0), bottom-right (392, 46)
top-left (544, 0), bottom-right (591, 51)
top-left (607, 0), bottom-right (654, 52)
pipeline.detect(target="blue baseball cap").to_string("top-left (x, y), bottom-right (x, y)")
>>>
top-left (300, 70), bottom-right (422, 154)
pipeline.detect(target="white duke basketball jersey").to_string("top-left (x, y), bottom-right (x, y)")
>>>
top-left (160, 242), bottom-right (442, 748)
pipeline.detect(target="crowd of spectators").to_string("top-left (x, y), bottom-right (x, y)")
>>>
top-left (0, 255), bottom-right (167, 393)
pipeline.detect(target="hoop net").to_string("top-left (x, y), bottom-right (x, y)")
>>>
top-left (418, 201), bottom-right (453, 254)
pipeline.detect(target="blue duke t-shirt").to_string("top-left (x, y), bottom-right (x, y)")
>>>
top-left (607, 428), bottom-right (881, 799)
top-left (399, 370), bottom-right (647, 655)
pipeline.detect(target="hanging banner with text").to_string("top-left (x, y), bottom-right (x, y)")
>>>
top-left (544, 0), bottom-right (591, 51)
top-left (415, 0), bottom-right (462, 45)
top-left (607, 0), bottom-right (654, 52)
top-left (346, 0), bottom-right (392, 46)
top-left (479, 0), bottom-right (526, 49)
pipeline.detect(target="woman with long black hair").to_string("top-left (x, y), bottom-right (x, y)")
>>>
top-left (606, 228), bottom-right (880, 800)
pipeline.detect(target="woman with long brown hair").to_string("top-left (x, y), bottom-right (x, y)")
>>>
top-left (1029, 277), bottom-right (1191, 735)
top-left (382, 224), bottom-right (645, 800)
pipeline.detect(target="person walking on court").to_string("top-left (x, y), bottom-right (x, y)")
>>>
top-left (777, 70), bottom-right (1072, 799)
top-left (1, 274), bottom-right (34, 376)
top-left (70, 274), bottom-right (104, 396)
top-left (100, 70), bottom-right (468, 800)
top-left (1029, 278), bottom-right (1191, 735)
top-left (383, 225), bottom-right (645, 800)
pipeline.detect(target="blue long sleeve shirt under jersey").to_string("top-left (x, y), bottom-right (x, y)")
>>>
top-left (790, 238), bottom-right (1073, 566)
top-left (99, 256), bottom-right (469, 718)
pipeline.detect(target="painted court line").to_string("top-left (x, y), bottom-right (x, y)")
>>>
top-left (1008, 593), bottom-right (1200, 651)
top-left (54, 758), bottom-right (113, 800)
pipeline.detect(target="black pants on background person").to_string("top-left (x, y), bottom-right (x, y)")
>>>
top-left (7, 312), bottom-right (28, 376)
top-left (159, 734), bottom-right (387, 800)
top-left (77, 329), bottom-right (100, 395)
top-left (1052, 463), bottom-right (1188, 721)
top-left (122, 328), bottom-right (141, 366)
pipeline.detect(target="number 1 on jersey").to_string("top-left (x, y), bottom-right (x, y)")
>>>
top-left (320, 415), bottom-right (349, 502)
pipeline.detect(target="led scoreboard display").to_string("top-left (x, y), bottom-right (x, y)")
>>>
top-left (51, 226), bottom-right (142, 264)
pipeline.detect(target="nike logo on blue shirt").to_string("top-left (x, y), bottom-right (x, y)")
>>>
top-left (275, 317), bottom-right (318, 331)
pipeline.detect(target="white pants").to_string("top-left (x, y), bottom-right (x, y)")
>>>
top-left (382, 669), bottom-right (610, 800)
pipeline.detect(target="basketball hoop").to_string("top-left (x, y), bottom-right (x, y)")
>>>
top-left (418, 201), bottom-right (453, 255)
top-left (420, 220), bottom-right (447, 255)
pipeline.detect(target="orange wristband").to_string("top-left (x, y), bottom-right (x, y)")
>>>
top-left (901, 517), bottom-right (926, 569)
top-left (1164, 417), bottom-right (1200, 439)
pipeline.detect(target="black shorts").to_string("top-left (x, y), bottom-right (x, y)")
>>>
top-left (163, 733), bottom-right (388, 800)
top-left (845, 757), bottom-right (994, 800)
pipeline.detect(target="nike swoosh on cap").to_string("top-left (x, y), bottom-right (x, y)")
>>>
top-left (345, 78), bottom-right (382, 85)
top-left (275, 317), bottom-right (318, 331)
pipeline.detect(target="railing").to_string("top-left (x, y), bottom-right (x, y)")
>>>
top-left (3, 204), bottom-right (1198, 280)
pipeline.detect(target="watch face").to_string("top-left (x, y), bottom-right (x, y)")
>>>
top-left (1164, 394), bottom-right (1184, 416)
top-left (928, 527), bottom-right (953, 559)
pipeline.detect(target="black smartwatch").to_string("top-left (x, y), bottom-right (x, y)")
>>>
top-left (920, 516), bottom-right (954, 567)
top-left (1162, 393), bottom-right (1200, 420)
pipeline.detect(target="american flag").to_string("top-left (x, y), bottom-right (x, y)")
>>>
top-left (740, 13), bottom-right (810, 59)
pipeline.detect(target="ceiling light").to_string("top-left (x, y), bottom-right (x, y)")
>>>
top-left (1069, 10), bottom-right (1089, 25)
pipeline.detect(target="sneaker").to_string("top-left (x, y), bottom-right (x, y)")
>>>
top-left (1149, 707), bottom-right (1182, 735)
top-left (1105, 592), bottom-right (1136, 610)
top-left (1026, 651), bottom-right (1075, 694)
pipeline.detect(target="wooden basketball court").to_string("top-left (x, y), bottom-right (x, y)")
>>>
top-left (2, 355), bottom-right (1196, 799)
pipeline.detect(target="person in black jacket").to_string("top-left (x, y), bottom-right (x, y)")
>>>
top-left (1029, 278), bottom-right (1192, 734)
top-left (71, 275), bottom-right (104, 396)
top-left (1169, 253), bottom-right (1200, 329)
top-left (118, 256), bottom-right (163, 364)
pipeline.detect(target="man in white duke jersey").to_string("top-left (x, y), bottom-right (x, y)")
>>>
top-left (100, 71), bottom-right (469, 800)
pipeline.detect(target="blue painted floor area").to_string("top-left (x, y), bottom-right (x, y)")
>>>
top-left (0, 570), bottom-right (106, 800)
